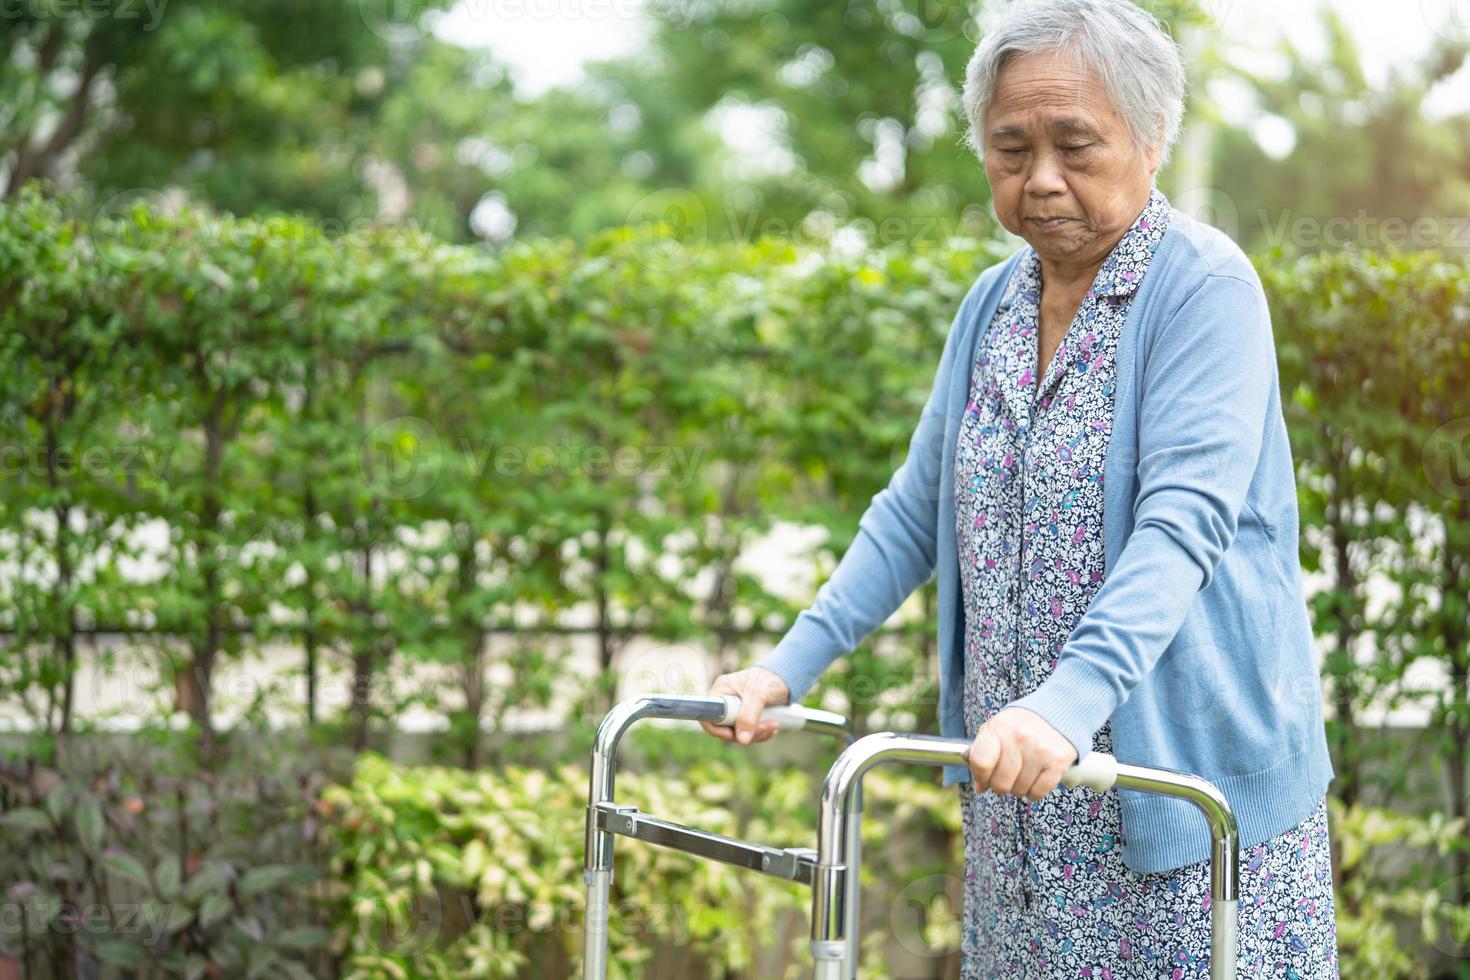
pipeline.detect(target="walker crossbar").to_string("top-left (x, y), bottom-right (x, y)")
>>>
top-left (592, 801), bottom-right (821, 884)
top-left (580, 696), bottom-right (1240, 980)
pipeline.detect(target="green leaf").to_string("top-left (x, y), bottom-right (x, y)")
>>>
top-left (74, 797), bottom-right (105, 854)
top-left (238, 864), bottom-right (300, 898)
top-left (184, 860), bottom-right (234, 904)
top-left (93, 938), bottom-right (143, 967)
top-left (162, 903), bottom-right (194, 934)
top-left (155, 856), bottom-right (183, 900)
top-left (100, 850), bottom-right (152, 888)
top-left (1, 808), bottom-right (52, 835)
top-left (272, 926), bottom-right (331, 950)
top-left (199, 893), bottom-right (234, 929)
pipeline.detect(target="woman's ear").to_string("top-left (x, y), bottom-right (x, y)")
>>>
top-left (1145, 123), bottom-right (1166, 176)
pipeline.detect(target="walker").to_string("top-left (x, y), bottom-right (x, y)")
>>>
top-left (581, 694), bottom-right (1240, 979)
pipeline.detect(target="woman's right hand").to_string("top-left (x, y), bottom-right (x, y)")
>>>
top-left (699, 666), bottom-right (792, 745)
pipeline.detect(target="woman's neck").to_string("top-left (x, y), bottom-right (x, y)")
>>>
top-left (1037, 254), bottom-right (1106, 308)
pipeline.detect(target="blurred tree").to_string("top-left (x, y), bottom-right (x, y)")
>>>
top-left (0, 0), bottom-right (456, 221)
top-left (599, 0), bottom-right (999, 246)
top-left (1212, 6), bottom-right (1470, 254)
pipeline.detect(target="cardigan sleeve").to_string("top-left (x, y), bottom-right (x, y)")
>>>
top-left (754, 277), bottom-right (987, 703)
top-left (1010, 272), bottom-right (1275, 763)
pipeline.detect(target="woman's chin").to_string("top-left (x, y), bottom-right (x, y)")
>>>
top-left (1025, 230), bottom-right (1089, 261)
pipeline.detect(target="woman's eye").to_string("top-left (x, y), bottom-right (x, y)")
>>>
top-left (1063, 144), bottom-right (1093, 153)
top-left (999, 147), bottom-right (1026, 156)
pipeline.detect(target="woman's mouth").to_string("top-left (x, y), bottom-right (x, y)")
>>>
top-left (1029, 217), bottom-right (1073, 230)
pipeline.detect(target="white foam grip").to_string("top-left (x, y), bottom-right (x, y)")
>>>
top-left (1061, 751), bottom-right (1119, 792)
top-left (717, 696), bottom-right (804, 731)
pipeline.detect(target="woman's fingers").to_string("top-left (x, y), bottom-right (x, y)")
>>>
top-left (989, 730), bottom-right (1023, 795)
top-left (734, 687), bottom-right (764, 744)
top-left (698, 718), bottom-right (734, 741)
top-left (699, 717), bottom-right (779, 742)
top-left (969, 709), bottom-right (1075, 799)
top-left (1021, 766), bottom-right (1064, 801)
top-left (699, 675), bottom-right (740, 741)
top-left (966, 729), bottom-right (1001, 790)
top-left (699, 669), bottom-right (785, 745)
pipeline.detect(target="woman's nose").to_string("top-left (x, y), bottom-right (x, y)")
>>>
top-left (1022, 148), bottom-right (1068, 197)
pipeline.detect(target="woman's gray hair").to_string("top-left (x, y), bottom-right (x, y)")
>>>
top-left (961, 0), bottom-right (1187, 168)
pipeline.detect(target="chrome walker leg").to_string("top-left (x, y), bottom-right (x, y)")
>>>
top-left (807, 734), bottom-right (1240, 980)
top-left (581, 695), bottom-right (854, 979)
top-left (577, 697), bottom-right (1238, 980)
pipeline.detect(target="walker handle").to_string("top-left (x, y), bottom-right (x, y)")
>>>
top-left (1061, 751), bottom-right (1119, 792)
top-left (717, 695), bottom-right (811, 731)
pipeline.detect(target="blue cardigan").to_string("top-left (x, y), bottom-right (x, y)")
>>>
top-left (756, 208), bottom-right (1336, 874)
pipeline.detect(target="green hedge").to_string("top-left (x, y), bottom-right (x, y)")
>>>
top-left (3, 182), bottom-right (1470, 976)
top-left (1, 736), bottom-right (1463, 978)
top-left (319, 745), bottom-right (960, 979)
top-left (0, 181), bottom-right (1001, 757)
top-left (0, 731), bottom-right (341, 978)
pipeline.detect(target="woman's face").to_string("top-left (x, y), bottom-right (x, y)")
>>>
top-left (983, 48), bottom-right (1162, 270)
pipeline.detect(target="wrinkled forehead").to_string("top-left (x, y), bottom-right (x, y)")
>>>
top-left (985, 51), bottom-right (1121, 138)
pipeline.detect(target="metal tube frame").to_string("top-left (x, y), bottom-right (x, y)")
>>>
top-left (807, 733), bottom-right (1239, 980)
top-left (580, 697), bottom-right (1239, 980)
top-left (582, 694), bottom-right (854, 979)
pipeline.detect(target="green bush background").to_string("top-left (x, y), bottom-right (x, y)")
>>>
top-left (2, 183), bottom-right (1469, 977)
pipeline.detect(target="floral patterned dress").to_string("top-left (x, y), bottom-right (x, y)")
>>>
top-left (954, 188), bottom-right (1340, 979)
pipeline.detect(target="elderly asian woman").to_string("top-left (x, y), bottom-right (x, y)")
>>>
top-left (701, 0), bottom-right (1339, 974)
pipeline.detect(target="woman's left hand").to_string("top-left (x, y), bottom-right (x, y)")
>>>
top-left (963, 706), bottom-right (1077, 801)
